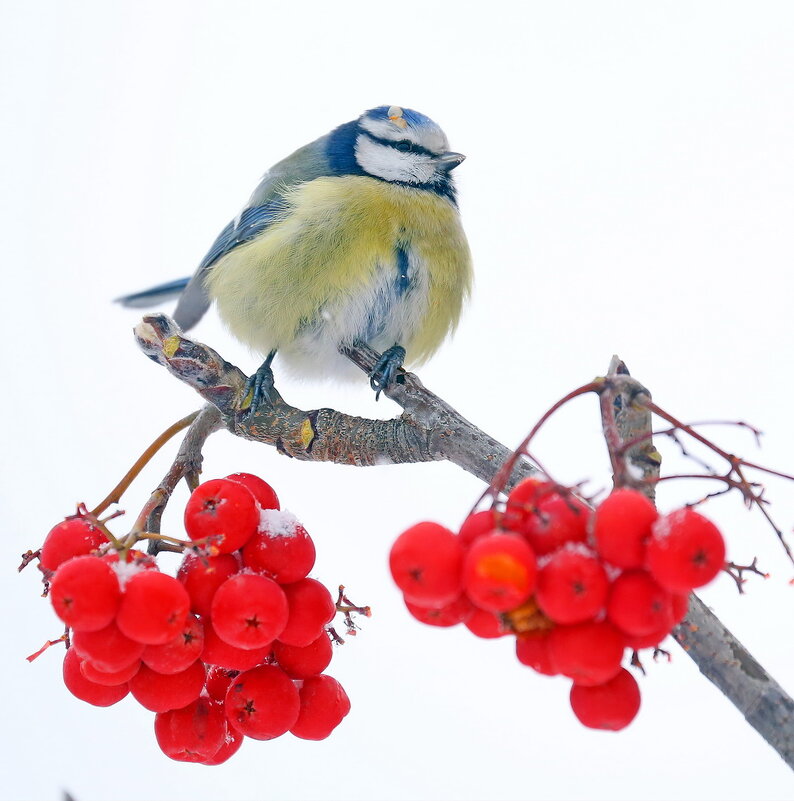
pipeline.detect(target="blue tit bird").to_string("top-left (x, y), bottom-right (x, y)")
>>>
top-left (117, 105), bottom-right (472, 407)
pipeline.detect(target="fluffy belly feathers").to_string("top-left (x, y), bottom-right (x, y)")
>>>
top-left (205, 176), bottom-right (472, 380)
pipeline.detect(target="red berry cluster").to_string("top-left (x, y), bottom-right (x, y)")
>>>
top-left (389, 481), bottom-right (727, 731)
top-left (38, 473), bottom-right (350, 764)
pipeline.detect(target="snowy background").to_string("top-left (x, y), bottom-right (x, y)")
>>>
top-left (2, 2), bottom-right (794, 799)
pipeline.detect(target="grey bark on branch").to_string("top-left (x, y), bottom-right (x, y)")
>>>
top-left (134, 313), bottom-right (793, 771)
top-left (135, 313), bottom-right (537, 486)
top-left (600, 358), bottom-right (793, 771)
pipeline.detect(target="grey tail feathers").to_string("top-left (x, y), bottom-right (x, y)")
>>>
top-left (114, 277), bottom-right (190, 308)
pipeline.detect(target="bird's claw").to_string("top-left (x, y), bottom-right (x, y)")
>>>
top-left (369, 345), bottom-right (406, 400)
top-left (242, 353), bottom-right (277, 415)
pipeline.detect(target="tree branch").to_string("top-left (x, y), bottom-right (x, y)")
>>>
top-left (135, 313), bottom-right (537, 486)
top-left (134, 315), bottom-right (793, 770)
top-left (599, 357), bottom-right (793, 771)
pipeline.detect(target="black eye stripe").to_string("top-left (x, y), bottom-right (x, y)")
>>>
top-left (361, 131), bottom-right (436, 158)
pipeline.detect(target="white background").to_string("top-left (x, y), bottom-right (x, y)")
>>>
top-left (2, 2), bottom-right (794, 799)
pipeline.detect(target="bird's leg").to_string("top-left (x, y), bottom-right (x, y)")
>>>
top-left (243, 350), bottom-right (277, 414)
top-left (369, 344), bottom-right (406, 400)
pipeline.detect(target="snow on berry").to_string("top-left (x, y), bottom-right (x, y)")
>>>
top-left (258, 508), bottom-right (300, 537)
top-left (242, 510), bottom-right (316, 583)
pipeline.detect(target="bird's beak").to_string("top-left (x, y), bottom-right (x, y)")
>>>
top-left (436, 151), bottom-right (466, 172)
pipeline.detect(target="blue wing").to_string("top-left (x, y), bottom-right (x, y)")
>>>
top-left (118, 130), bottom-right (336, 331)
top-left (197, 201), bottom-right (284, 270)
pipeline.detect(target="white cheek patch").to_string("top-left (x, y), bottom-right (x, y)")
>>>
top-left (354, 136), bottom-right (436, 184)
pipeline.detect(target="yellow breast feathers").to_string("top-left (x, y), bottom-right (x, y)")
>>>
top-left (205, 175), bottom-right (472, 369)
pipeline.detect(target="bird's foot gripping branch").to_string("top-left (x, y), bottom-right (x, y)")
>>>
top-left (18, 316), bottom-right (794, 769)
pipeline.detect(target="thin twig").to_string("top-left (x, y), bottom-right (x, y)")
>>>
top-left (91, 410), bottom-right (200, 517)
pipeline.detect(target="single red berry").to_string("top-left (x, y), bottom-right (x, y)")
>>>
top-left (142, 613), bottom-right (205, 674)
top-left (646, 508), bottom-right (726, 592)
top-left (184, 478), bottom-right (260, 554)
top-left (569, 668), bottom-right (641, 730)
top-left (154, 697), bottom-right (227, 763)
top-left (290, 674), bottom-right (351, 741)
top-left (535, 545), bottom-right (609, 624)
top-left (593, 488), bottom-right (658, 568)
top-left (607, 570), bottom-right (674, 637)
top-left (273, 633), bottom-right (333, 679)
top-left (225, 664), bottom-right (300, 740)
top-left (40, 517), bottom-right (108, 573)
top-left (503, 478), bottom-right (548, 532)
top-left (548, 620), bottom-right (626, 686)
top-left (129, 660), bottom-right (206, 713)
top-left (211, 573), bottom-right (289, 649)
top-left (201, 619), bottom-right (272, 671)
top-left (463, 532), bottom-right (537, 612)
top-left (241, 510), bottom-right (316, 584)
top-left (464, 607), bottom-right (508, 639)
top-left (205, 666), bottom-right (239, 702)
top-left (177, 552), bottom-right (239, 617)
top-left (62, 648), bottom-right (129, 707)
top-left (458, 509), bottom-right (500, 547)
top-left (626, 591), bottom-right (689, 649)
top-left (521, 492), bottom-right (590, 556)
top-left (116, 571), bottom-right (190, 645)
top-left (201, 722), bottom-right (245, 765)
top-left (71, 620), bottom-right (145, 672)
top-left (404, 594), bottom-right (474, 627)
top-left (49, 555), bottom-right (120, 632)
top-left (277, 579), bottom-right (336, 647)
top-left (226, 472), bottom-right (280, 510)
top-left (515, 630), bottom-right (559, 676)
top-left (80, 657), bottom-right (141, 686)
top-left (389, 522), bottom-right (464, 607)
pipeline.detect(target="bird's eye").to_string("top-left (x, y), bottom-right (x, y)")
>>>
top-left (395, 140), bottom-right (413, 152)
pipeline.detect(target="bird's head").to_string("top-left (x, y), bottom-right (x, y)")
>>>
top-left (327, 106), bottom-right (464, 200)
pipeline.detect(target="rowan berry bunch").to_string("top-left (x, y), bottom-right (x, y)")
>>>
top-left (389, 480), bottom-right (727, 732)
top-left (30, 472), bottom-right (359, 764)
